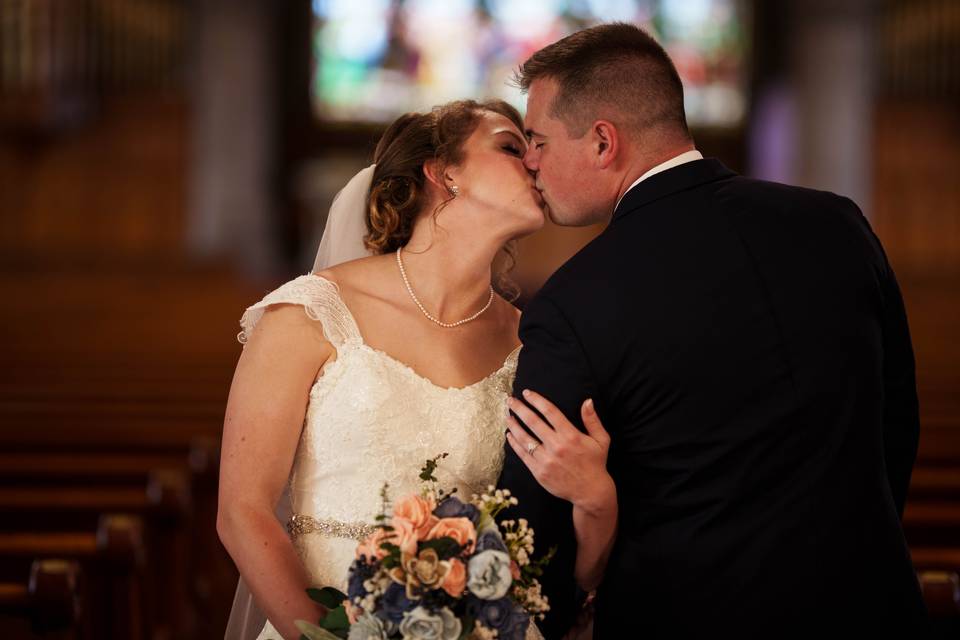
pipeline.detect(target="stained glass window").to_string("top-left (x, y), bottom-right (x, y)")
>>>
top-left (311, 0), bottom-right (748, 127)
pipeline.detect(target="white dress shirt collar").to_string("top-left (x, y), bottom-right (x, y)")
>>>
top-left (614, 149), bottom-right (704, 212)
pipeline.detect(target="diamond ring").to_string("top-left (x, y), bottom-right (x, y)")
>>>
top-left (526, 442), bottom-right (540, 455)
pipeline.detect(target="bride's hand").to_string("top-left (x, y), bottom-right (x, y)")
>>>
top-left (505, 390), bottom-right (614, 509)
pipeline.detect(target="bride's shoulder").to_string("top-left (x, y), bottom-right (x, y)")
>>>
top-left (311, 255), bottom-right (392, 287)
top-left (313, 253), bottom-right (394, 295)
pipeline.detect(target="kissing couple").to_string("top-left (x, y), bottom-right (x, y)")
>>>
top-left (219, 22), bottom-right (928, 640)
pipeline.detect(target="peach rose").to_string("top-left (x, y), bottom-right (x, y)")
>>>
top-left (441, 558), bottom-right (467, 597)
top-left (510, 559), bottom-right (521, 581)
top-left (355, 527), bottom-right (391, 562)
top-left (393, 494), bottom-right (439, 538)
top-left (426, 517), bottom-right (477, 554)
top-left (389, 516), bottom-right (419, 556)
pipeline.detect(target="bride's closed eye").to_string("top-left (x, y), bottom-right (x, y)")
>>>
top-left (501, 143), bottom-right (524, 157)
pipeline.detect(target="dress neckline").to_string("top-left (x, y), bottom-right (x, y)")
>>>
top-left (306, 273), bottom-right (520, 393)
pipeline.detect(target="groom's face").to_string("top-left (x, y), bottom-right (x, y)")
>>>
top-left (523, 79), bottom-right (608, 227)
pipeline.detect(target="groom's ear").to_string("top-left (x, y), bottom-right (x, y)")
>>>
top-left (592, 120), bottom-right (619, 169)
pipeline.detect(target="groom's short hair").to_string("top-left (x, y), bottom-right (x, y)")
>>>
top-left (515, 22), bottom-right (690, 141)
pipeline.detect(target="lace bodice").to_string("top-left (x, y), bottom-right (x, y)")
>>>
top-left (237, 274), bottom-right (518, 592)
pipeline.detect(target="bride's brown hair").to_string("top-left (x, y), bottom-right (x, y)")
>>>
top-left (365, 99), bottom-right (524, 301)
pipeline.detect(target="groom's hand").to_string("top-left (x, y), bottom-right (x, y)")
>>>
top-left (505, 390), bottom-right (614, 512)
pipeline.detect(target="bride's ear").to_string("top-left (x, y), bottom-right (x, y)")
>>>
top-left (423, 160), bottom-right (457, 196)
top-left (422, 160), bottom-right (446, 190)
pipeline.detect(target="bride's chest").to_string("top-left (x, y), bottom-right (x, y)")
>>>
top-left (298, 345), bottom-right (511, 463)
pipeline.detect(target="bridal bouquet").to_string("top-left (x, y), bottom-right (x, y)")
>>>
top-left (296, 454), bottom-right (553, 640)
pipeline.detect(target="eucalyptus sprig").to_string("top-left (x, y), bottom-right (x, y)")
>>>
top-left (419, 452), bottom-right (449, 483)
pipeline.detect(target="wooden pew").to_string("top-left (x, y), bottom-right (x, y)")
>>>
top-left (0, 559), bottom-right (82, 639)
top-left (0, 418), bottom-right (235, 638)
top-left (0, 516), bottom-right (147, 639)
top-left (0, 435), bottom-right (232, 638)
top-left (917, 570), bottom-right (960, 638)
top-left (0, 474), bottom-right (192, 639)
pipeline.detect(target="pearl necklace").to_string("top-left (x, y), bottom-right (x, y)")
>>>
top-left (396, 247), bottom-right (494, 328)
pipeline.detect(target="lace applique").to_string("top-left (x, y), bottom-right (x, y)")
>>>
top-left (237, 274), bottom-right (362, 347)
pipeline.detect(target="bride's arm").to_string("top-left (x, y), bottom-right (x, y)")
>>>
top-left (505, 393), bottom-right (618, 592)
top-left (217, 305), bottom-right (332, 640)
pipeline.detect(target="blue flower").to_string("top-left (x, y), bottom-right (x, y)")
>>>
top-left (467, 550), bottom-right (513, 600)
top-left (434, 496), bottom-right (480, 526)
top-left (467, 598), bottom-right (529, 640)
top-left (347, 559), bottom-right (375, 602)
top-left (475, 530), bottom-right (508, 553)
top-left (377, 582), bottom-right (415, 625)
top-left (347, 611), bottom-right (388, 640)
top-left (398, 606), bottom-right (461, 640)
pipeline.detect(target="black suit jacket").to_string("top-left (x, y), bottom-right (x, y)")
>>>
top-left (498, 159), bottom-right (927, 638)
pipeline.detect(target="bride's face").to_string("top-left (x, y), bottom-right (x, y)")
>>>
top-left (445, 111), bottom-right (546, 239)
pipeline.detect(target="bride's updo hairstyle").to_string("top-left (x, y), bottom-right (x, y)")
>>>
top-left (365, 98), bottom-right (525, 299)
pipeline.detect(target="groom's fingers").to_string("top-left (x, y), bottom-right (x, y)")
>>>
top-left (507, 396), bottom-right (553, 446)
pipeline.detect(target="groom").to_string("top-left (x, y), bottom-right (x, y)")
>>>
top-left (498, 23), bottom-right (928, 638)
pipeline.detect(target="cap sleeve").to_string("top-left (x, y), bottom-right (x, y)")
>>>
top-left (237, 274), bottom-right (362, 347)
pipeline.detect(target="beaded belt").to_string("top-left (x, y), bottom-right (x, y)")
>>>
top-left (286, 514), bottom-right (378, 541)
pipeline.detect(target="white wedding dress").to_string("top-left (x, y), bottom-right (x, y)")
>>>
top-left (228, 273), bottom-right (542, 640)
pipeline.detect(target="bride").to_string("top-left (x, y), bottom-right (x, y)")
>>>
top-left (217, 99), bottom-right (612, 640)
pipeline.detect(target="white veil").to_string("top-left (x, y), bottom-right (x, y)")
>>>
top-left (223, 165), bottom-right (376, 639)
top-left (312, 164), bottom-right (378, 272)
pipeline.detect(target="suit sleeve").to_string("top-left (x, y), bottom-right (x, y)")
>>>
top-left (497, 293), bottom-right (596, 640)
top-left (852, 202), bottom-right (920, 517)
top-left (878, 258), bottom-right (920, 517)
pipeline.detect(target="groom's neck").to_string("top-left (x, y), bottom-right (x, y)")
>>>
top-left (616, 140), bottom-right (698, 202)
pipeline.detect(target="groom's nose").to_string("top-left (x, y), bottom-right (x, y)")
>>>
top-left (523, 145), bottom-right (539, 172)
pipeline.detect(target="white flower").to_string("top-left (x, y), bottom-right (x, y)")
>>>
top-left (514, 578), bottom-right (550, 619)
top-left (467, 550), bottom-right (513, 600)
top-left (348, 612), bottom-right (388, 640)
top-left (398, 606), bottom-right (461, 640)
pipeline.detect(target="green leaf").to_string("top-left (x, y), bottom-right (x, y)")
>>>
top-left (419, 452), bottom-right (449, 482)
top-left (476, 512), bottom-right (494, 534)
top-left (318, 604), bottom-right (350, 633)
top-left (457, 616), bottom-right (476, 640)
top-left (306, 586), bottom-right (347, 609)
top-left (520, 544), bottom-right (557, 585)
top-left (294, 620), bottom-right (343, 640)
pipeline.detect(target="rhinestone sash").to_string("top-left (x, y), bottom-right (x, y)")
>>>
top-left (286, 514), bottom-right (378, 541)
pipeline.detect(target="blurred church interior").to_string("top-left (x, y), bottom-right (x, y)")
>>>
top-left (0, 0), bottom-right (958, 637)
